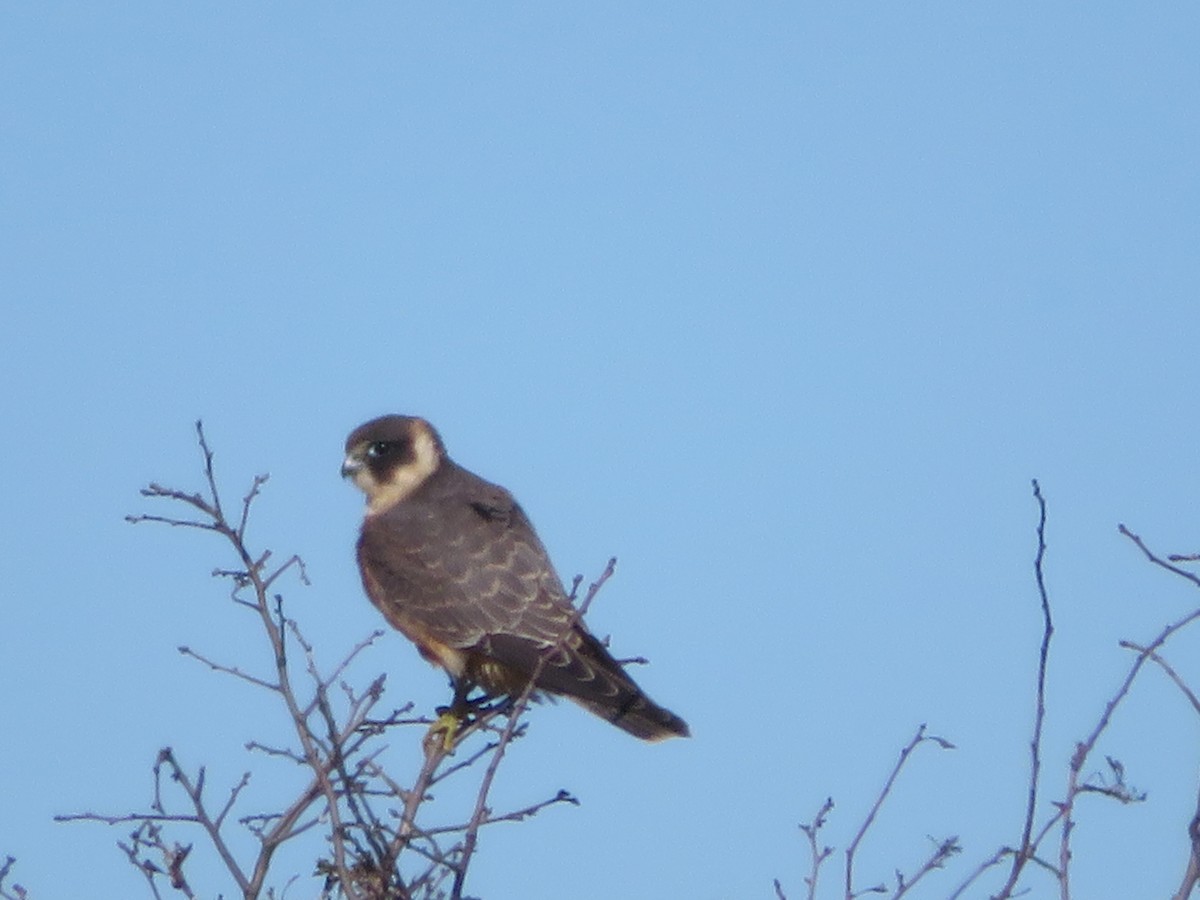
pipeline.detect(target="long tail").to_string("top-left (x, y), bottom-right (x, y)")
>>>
top-left (572, 691), bottom-right (691, 741)
top-left (542, 630), bottom-right (690, 741)
top-left (481, 629), bottom-right (690, 741)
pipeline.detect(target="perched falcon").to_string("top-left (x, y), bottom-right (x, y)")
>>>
top-left (341, 414), bottom-right (689, 742)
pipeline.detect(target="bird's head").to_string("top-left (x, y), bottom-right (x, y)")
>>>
top-left (342, 415), bottom-right (445, 514)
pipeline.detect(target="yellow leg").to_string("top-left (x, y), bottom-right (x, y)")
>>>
top-left (426, 680), bottom-right (478, 752)
top-left (428, 707), bottom-right (467, 751)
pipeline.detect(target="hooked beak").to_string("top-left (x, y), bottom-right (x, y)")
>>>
top-left (341, 455), bottom-right (363, 480)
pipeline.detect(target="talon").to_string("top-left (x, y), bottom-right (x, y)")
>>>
top-left (425, 709), bottom-right (457, 752)
top-left (428, 696), bottom-right (478, 752)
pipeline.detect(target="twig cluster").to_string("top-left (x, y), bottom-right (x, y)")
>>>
top-left (775, 727), bottom-right (958, 900)
top-left (13, 428), bottom-right (1200, 898)
top-left (776, 479), bottom-right (1200, 898)
top-left (54, 422), bottom-right (582, 899)
top-left (958, 498), bottom-right (1197, 899)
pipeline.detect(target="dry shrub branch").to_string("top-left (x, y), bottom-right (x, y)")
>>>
top-left (777, 480), bottom-right (1200, 899)
top-left (57, 422), bottom-right (580, 900)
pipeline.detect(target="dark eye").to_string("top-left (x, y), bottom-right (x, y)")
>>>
top-left (366, 441), bottom-right (391, 459)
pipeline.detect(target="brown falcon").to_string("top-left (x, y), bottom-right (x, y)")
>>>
top-left (341, 414), bottom-right (689, 742)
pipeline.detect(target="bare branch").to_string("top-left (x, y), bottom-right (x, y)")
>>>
top-left (117, 828), bottom-right (168, 900)
top-left (890, 835), bottom-right (960, 898)
top-left (0, 856), bottom-right (28, 900)
top-left (237, 474), bottom-right (270, 543)
top-left (1052, 525), bottom-right (1200, 897)
top-left (1123, 525), bottom-right (1200, 589)
top-left (994, 479), bottom-right (1055, 897)
top-left (263, 554), bottom-right (310, 591)
top-left (1172, 779), bottom-right (1200, 900)
top-left (71, 422), bottom-right (588, 899)
top-left (947, 846), bottom-right (1012, 899)
top-left (421, 790), bottom-right (578, 837)
top-left (178, 645), bottom-right (279, 692)
top-left (798, 797), bottom-right (834, 900)
top-left (1122, 642), bottom-right (1200, 717)
top-left (844, 724), bottom-right (955, 899)
top-left (156, 748), bottom-right (251, 893)
top-left (55, 811), bottom-right (199, 826)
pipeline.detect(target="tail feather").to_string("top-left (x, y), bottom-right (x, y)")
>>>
top-left (573, 692), bottom-right (691, 741)
top-left (480, 630), bottom-right (690, 741)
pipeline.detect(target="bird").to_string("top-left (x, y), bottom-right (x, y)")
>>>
top-left (341, 414), bottom-right (689, 742)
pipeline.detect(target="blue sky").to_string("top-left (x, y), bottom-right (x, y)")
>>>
top-left (3, 4), bottom-right (1199, 898)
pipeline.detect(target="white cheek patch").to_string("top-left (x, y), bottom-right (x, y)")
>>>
top-left (350, 468), bottom-right (375, 494)
top-left (367, 427), bottom-right (440, 515)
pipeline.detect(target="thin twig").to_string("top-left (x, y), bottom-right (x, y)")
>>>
top-left (891, 836), bottom-right (960, 898)
top-left (1118, 643), bottom-right (1200, 900)
top-left (1122, 642), bottom-right (1200, 716)
top-left (994, 480), bottom-right (1055, 898)
top-left (237, 474), bottom-right (269, 543)
top-left (178, 645), bottom-right (279, 692)
top-left (418, 790), bottom-right (579, 836)
top-left (0, 856), bottom-right (28, 900)
top-left (1054, 525), bottom-right (1200, 899)
top-left (799, 797), bottom-right (834, 900)
top-left (844, 724), bottom-right (954, 900)
top-left (947, 847), bottom-right (1012, 899)
top-left (1172, 779), bottom-right (1200, 900)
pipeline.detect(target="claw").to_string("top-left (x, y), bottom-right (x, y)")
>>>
top-left (427, 690), bottom-right (480, 753)
top-left (430, 706), bottom-right (468, 752)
